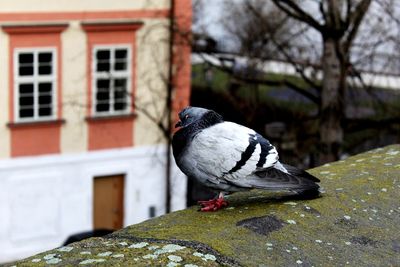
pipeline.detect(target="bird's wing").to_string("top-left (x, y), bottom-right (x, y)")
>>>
top-left (224, 163), bottom-right (320, 192)
top-left (185, 122), bottom-right (279, 185)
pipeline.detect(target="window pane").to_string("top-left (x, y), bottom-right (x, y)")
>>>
top-left (96, 79), bottom-right (110, 90)
top-left (39, 64), bottom-right (52, 75)
top-left (39, 107), bottom-right (52, 116)
top-left (115, 61), bottom-right (127, 71)
top-left (115, 49), bottom-right (127, 59)
top-left (19, 96), bottom-right (34, 106)
top-left (96, 50), bottom-right (110, 72)
top-left (19, 53), bottom-right (33, 64)
top-left (96, 50), bottom-right (110, 60)
top-left (96, 91), bottom-right (110, 101)
top-left (97, 62), bottom-right (110, 72)
top-left (19, 65), bottom-right (34, 76)
top-left (96, 78), bottom-right (110, 102)
top-left (114, 49), bottom-right (128, 71)
top-left (38, 83), bottom-right (52, 108)
top-left (114, 100), bottom-right (127, 111)
top-left (39, 95), bottom-right (52, 105)
top-left (39, 82), bottom-right (52, 93)
top-left (114, 79), bottom-right (127, 111)
top-left (18, 53), bottom-right (34, 76)
top-left (19, 108), bottom-right (34, 118)
top-left (19, 84), bottom-right (34, 94)
top-left (96, 103), bottom-right (110, 112)
top-left (39, 52), bottom-right (52, 63)
top-left (114, 78), bottom-right (127, 89)
top-left (95, 78), bottom-right (110, 113)
top-left (113, 79), bottom-right (127, 98)
top-left (18, 83), bottom-right (34, 119)
top-left (39, 53), bottom-right (53, 75)
top-left (114, 60), bottom-right (127, 71)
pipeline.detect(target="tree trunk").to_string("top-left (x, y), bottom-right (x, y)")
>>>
top-left (319, 38), bottom-right (345, 164)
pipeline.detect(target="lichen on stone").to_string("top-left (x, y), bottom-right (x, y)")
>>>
top-left (79, 259), bottom-right (106, 265)
top-left (192, 251), bottom-right (217, 262)
top-left (154, 244), bottom-right (186, 255)
top-left (203, 254), bottom-right (217, 261)
top-left (193, 252), bottom-right (204, 258)
top-left (168, 255), bottom-right (183, 262)
top-left (46, 258), bottom-right (62, 264)
top-left (56, 246), bottom-right (74, 252)
top-left (43, 253), bottom-right (56, 260)
top-left (128, 242), bottom-right (149, 248)
top-left (142, 254), bottom-right (158, 260)
top-left (97, 251), bottom-right (113, 257)
top-left (284, 202), bottom-right (297, 206)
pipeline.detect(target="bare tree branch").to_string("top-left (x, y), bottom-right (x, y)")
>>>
top-left (272, 0), bottom-right (323, 31)
top-left (343, 0), bottom-right (372, 52)
top-left (238, 2), bottom-right (323, 93)
top-left (327, 0), bottom-right (342, 28)
top-left (197, 53), bottom-right (320, 104)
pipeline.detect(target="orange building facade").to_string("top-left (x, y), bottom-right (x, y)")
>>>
top-left (0, 0), bottom-right (191, 262)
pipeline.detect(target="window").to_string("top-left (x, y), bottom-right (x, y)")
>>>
top-left (14, 48), bottom-right (56, 121)
top-left (92, 46), bottom-right (131, 115)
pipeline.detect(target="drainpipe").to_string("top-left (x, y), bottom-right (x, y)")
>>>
top-left (165, 0), bottom-right (175, 214)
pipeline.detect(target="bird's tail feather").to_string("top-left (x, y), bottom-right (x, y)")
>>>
top-left (234, 165), bottom-right (320, 195)
top-left (290, 188), bottom-right (320, 199)
top-left (282, 163), bottom-right (320, 182)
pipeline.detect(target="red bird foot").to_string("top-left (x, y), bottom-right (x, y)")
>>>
top-left (198, 196), bottom-right (228, 212)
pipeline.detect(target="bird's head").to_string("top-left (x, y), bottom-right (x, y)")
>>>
top-left (175, 106), bottom-right (210, 128)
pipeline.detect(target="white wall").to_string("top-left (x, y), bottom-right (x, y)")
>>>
top-left (0, 145), bottom-right (187, 263)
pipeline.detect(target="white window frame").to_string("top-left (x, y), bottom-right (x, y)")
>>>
top-left (92, 44), bottom-right (132, 116)
top-left (14, 47), bottom-right (57, 122)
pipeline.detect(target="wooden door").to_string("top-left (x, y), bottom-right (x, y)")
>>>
top-left (93, 175), bottom-right (124, 230)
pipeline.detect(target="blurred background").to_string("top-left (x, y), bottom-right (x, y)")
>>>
top-left (192, 0), bottom-right (400, 167)
top-left (0, 0), bottom-right (399, 263)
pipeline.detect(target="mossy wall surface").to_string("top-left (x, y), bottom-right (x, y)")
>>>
top-left (7, 145), bottom-right (400, 267)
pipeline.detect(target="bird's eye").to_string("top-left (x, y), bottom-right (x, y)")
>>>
top-left (185, 114), bottom-right (189, 119)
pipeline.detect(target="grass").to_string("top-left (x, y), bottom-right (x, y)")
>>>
top-left (192, 63), bottom-right (318, 115)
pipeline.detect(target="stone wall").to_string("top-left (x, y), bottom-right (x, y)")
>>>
top-left (7, 145), bottom-right (400, 266)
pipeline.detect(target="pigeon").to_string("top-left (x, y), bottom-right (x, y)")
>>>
top-left (172, 106), bottom-right (320, 211)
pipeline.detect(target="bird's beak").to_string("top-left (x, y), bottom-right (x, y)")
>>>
top-left (175, 120), bottom-right (182, 128)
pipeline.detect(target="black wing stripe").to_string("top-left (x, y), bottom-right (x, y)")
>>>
top-left (256, 133), bottom-right (275, 168)
top-left (227, 134), bottom-right (257, 174)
